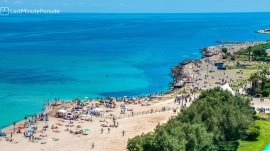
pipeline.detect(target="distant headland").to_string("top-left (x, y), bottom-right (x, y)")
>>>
top-left (257, 28), bottom-right (270, 34)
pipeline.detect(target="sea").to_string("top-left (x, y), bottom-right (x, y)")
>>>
top-left (0, 13), bottom-right (269, 128)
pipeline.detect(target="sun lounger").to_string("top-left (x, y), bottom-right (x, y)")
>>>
top-left (53, 130), bottom-right (60, 133)
top-left (52, 138), bottom-right (59, 141)
top-left (101, 124), bottom-right (108, 127)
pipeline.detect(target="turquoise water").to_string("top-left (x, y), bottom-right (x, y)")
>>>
top-left (264, 144), bottom-right (270, 151)
top-left (0, 13), bottom-right (270, 128)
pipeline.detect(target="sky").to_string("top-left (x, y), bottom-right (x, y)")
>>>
top-left (0, 0), bottom-right (270, 13)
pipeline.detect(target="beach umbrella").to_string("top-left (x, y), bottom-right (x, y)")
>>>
top-left (84, 128), bottom-right (91, 134)
top-left (85, 128), bottom-right (91, 132)
top-left (18, 125), bottom-right (24, 129)
top-left (27, 129), bottom-right (34, 134)
top-left (24, 121), bottom-right (30, 125)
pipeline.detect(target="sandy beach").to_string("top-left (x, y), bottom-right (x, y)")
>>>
top-left (0, 96), bottom-right (180, 151)
top-left (0, 41), bottom-right (267, 151)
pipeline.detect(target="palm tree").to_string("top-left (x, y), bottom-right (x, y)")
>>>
top-left (247, 46), bottom-right (252, 61)
top-left (249, 72), bottom-right (259, 95)
top-left (258, 68), bottom-right (270, 90)
top-left (249, 68), bottom-right (270, 95)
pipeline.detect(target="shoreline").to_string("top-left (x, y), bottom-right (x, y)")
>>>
top-left (1, 40), bottom-right (269, 151)
top-left (1, 40), bottom-right (266, 132)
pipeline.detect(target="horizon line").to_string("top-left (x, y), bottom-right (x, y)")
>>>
top-left (58, 11), bottom-right (270, 14)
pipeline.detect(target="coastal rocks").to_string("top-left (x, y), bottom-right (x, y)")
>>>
top-left (200, 47), bottom-right (219, 57)
top-left (172, 59), bottom-right (199, 88)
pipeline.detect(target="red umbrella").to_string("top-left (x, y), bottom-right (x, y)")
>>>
top-left (18, 126), bottom-right (24, 129)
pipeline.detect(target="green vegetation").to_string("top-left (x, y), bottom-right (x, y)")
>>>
top-left (248, 68), bottom-right (270, 97)
top-left (222, 47), bottom-right (228, 55)
top-left (235, 42), bottom-right (270, 61)
top-left (238, 120), bottom-right (270, 151)
top-left (127, 88), bottom-right (257, 151)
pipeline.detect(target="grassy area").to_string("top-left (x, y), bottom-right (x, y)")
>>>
top-left (234, 42), bottom-right (270, 61)
top-left (236, 42), bottom-right (270, 55)
top-left (238, 120), bottom-right (270, 151)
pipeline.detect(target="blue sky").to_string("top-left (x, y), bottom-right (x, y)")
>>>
top-left (0, 0), bottom-right (270, 13)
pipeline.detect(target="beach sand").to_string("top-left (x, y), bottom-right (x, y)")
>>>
top-left (0, 97), bottom-right (178, 151)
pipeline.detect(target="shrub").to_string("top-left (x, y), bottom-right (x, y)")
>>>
top-left (127, 88), bottom-right (256, 151)
top-left (261, 90), bottom-right (269, 97)
top-left (244, 125), bottom-right (260, 140)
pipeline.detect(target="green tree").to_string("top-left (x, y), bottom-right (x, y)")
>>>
top-left (249, 72), bottom-right (260, 95)
top-left (244, 125), bottom-right (260, 140)
top-left (222, 48), bottom-right (228, 55)
top-left (252, 48), bottom-right (267, 60)
top-left (249, 68), bottom-right (270, 96)
top-left (127, 89), bottom-right (256, 151)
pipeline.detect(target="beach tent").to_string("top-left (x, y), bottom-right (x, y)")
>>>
top-left (221, 83), bottom-right (235, 96)
top-left (93, 108), bottom-right (103, 112)
top-left (58, 109), bottom-right (67, 113)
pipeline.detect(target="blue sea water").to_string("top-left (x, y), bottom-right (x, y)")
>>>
top-left (0, 13), bottom-right (270, 128)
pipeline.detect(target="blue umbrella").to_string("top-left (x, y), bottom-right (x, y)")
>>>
top-left (24, 121), bottom-right (30, 125)
top-left (27, 129), bottom-right (34, 134)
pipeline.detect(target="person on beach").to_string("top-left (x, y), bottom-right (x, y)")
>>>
top-left (10, 132), bottom-right (12, 138)
top-left (122, 130), bottom-right (125, 136)
top-left (29, 134), bottom-right (32, 141)
top-left (101, 128), bottom-right (103, 134)
top-left (91, 140), bottom-right (94, 149)
top-left (108, 127), bottom-right (110, 133)
top-left (13, 126), bottom-right (16, 134)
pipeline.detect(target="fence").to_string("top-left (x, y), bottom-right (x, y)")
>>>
top-left (99, 106), bottom-right (182, 120)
